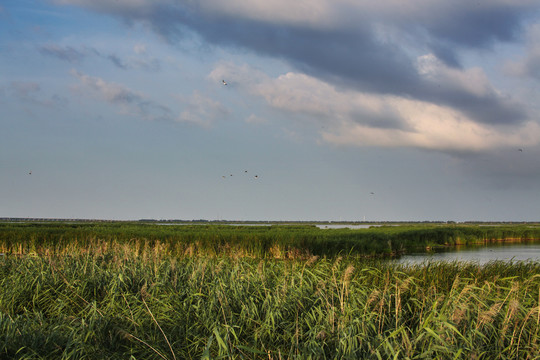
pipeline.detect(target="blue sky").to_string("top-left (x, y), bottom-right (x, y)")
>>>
top-left (1, 0), bottom-right (540, 221)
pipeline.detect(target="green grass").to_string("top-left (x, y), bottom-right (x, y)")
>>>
top-left (1, 251), bottom-right (539, 359)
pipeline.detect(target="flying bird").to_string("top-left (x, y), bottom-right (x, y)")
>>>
top-left (222, 80), bottom-right (227, 85)
top-left (518, 148), bottom-right (523, 152)
top-left (28, 171), bottom-right (32, 175)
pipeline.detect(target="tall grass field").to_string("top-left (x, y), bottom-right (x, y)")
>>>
top-left (0, 222), bottom-right (539, 359)
top-left (1, 222), bottom-right (540, 258)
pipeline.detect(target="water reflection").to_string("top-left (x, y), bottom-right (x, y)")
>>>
top-left (398, 242), bottom-right (540, 265)
top-left (315, 224), bottom-right (380, 229)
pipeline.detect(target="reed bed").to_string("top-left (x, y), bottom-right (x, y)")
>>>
top-left (1, 222), bottom-right (539, 358)
top-left (1, 248), bottom-right (539, 359)
top-left (1, 222), bottom-right (540, 258)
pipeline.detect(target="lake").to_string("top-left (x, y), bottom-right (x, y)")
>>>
top-left (398, 242), bottom-right (540, 265)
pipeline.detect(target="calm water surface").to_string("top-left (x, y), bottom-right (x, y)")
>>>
top-left (398, 242), bottom-right (540, 265)
top-left (315, 224), bottom-right (381, 229)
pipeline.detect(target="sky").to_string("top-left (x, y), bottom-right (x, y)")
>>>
top-left (1, 0), bottom-right (540, 222)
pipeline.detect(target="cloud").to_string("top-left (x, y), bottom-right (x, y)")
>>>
top-left (71, 70), bottom-right (172, 120)
top-left (129, 56), bottom-right (161, 72)
top-left (52, 0), bottom-right (538, 41)
top-left (320, 105), bottom-right (540, 153)
top-left (39, 44), bottom-right (89, 63)
top-left (210, 62), bottom-right (540, 153)
top-left (134, 43), bottom-right (147, 54)
top-left (106, 54), bottom-right (127, 69)
top-left (505, 23), bottom-right (540, 80)
top-left (416, 54), bottom-right (526, 125)
top-left (245, 114), bottom-right (266, 124)
top-left (50, 0), bottom-right (540, 62)
top-left (51, 0), bottom-right (538, 128)
top-left (4, 81), bottom-right (67, 108)
top-left (39, 43), bottom-right (160, 71)
top-left (71, 71), bottom-right (227, 126)
top-left (176, 91), bottom-right (229, 127)
top-left (53, 0), bottom-right (540, 156)
top-left (9, 81), bottom-right (41, 98)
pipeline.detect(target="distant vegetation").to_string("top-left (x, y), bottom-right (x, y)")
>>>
top-left (0, 222), bottom-right (539, 359)
top-left (1, 222), bottom-right (539, 258)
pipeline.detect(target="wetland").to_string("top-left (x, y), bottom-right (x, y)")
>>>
top-left (0, 221), bottom-right (539, 359)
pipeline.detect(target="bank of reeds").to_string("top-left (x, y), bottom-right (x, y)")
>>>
top-left (1, 222), bottom-right (540, 258)
top-left (1, 248), bottom-right (539, 359)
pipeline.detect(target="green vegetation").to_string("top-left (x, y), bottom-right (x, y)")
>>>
top-left (1, 222), bottom-right (540, 258)
top-left (0, 222), bottom-right (539, 359)
top-left (1, 253), bottom-right (539, 359)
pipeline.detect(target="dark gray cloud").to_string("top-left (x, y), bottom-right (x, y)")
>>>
top-left (421, 85), bottom-right (525, 125)
top-left (106, 54), bottom-right (127, 69)
top-left (181, 11), bottom-right (531, 126)
top-left (351, 109), bottom-right (411, 131)
top-left (427, 42), bottom-right (462, 69)
top-left (53, 1), bottom-right (538, 126)
top-left (39, 44), bottom-right (88, 63)
top-left (419, 5), bottom-right (528, 48)
top-left (39, 43), bottom-right (159, 70)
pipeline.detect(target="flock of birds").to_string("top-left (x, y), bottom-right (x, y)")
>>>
top-left (24, 80), bottom-right (526, 184)
top-left (219, 80), bottom-right (261, 180)
top-left (26, 145), bottom-right (527, 182)
top-left (222, 170), bottom-right (259, 180)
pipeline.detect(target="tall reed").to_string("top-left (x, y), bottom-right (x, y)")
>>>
top-left (1, 222), bottom-right (539, 258)
top-left (0, 247), bottom-right (538, 359)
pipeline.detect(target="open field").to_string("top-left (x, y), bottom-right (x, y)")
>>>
top-left (1, 222), bottom-right (539, 359)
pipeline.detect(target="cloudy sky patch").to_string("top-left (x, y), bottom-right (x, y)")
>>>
top-left (71, 70), bottom-right (173, 121)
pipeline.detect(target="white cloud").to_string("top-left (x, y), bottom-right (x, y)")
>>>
top-left (417, 54), bottom-right (496, 97)
top-left (505, 23), bottom-right (540, 80)
top-left (133, 43), bottom-right (147, 55)
top-left (71, 70), bottom-right (172, 120)
top-left (321, 101), bottom-right (540, 152)
top-left (210, 62), bottom-right (540, 152)
top-left (72, 71), bottom-right (226, 126)
top-left (245, 114), bottom-right (266, 124)
top-left (72, 70), bottom-right (142, 103)
top-left (176, 90), bottom-right (228, 127)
